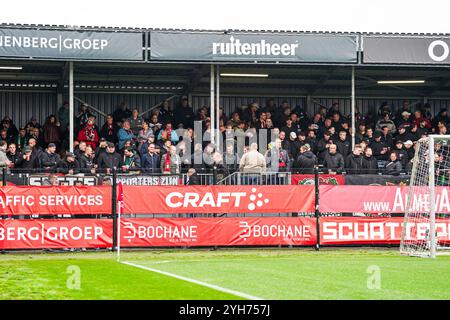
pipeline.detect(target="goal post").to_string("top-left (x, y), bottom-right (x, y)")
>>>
top-left (400, 135), bottom-right (450, 258)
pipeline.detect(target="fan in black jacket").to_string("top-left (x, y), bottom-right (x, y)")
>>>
top-left (294, 144), bottom-right (317, 174)
top-left (99, 115), bottom-right (120, 144)
top-left (335, 131), bottom-right (351, 157)
top-left (185, 168), bottom-right (201, 185)
top-left (97, 143), bottom-right (123, 170)
top-left (316, 131), bottom-right (334, 163)
top-left (370, 132), bottom-right (389, 161)
top-left (58, 152), bottom-right (80, 174)
top-left (173, 97), bottom-right (195, 129)
top-left (15, 147), bottom-right (39, 171)
top-left (345, 145), bottom-right (364, 174)
top-left (385, 152), bottom-right (402, 176)
top-left (362, 147), bottom-right (379, 174)
top-left (323, 144), bottom-right (345, 174)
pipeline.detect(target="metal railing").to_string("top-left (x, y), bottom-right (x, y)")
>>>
top-left (217, 172), bottom-right (291, 185)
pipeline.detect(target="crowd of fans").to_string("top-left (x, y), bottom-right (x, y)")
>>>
top-left (0, 97), bottom-right (447, 178)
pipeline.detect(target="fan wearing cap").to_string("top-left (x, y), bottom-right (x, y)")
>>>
top-left (404, 140), bottom-right (415, 160)
top-left (287, 131), bottom-right (301, 159)
top-left (393, 140), bottom-right (409, 169)
top-left (394, 110), bottom-right (412, 129)
top-left (397, 124), bottom-right (415, 142)
top-left (369, 131), bottom-right (389, 161)
top-left (39, 143), bottom-right (61, 170)
top-left (96, 142), bottom-right (123, 172)
top-left (15, 146), bottom-right (39, 170)
top-left (58, 151), bottom-right (80, 175)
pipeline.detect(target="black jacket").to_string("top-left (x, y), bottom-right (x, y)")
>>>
top-left (323, 151), bottom-right (345, 173)
top-left (396, 131), bottom-right (416, 143)
top-left (40, 151), bottom-right (61, 170)
top-left (7, 152), bottom-right (21, 166)
top-left (335, 139), bottom-right (351, 157)
top-left (174, 106), bottom-right (195, 129)
top-left (99, 123), bottom-right (120, 144)
top-left (405, 147), bottom-right (415, 160)
top-left (385, 160), bottom-right (402, 175)
top-left (79, 154), bottom-right (96, 172)
top-left (141, 152), bottom-right (160, 173)
top-left (317, 138), bottom-right (334, 162)
top-left (186, 173), bottom-right (201, 186)
top-left (97, 151), bottom-right (123, 169)
top-left (362, 156), bottom-right (378, 174)
top-left (370, 140), bottom-right (389, 161)
top-left (113, 108), bottom-right (132, 124)
top-left (58, 158), bottom-right (80, 174)
top-left (15, 153), bottom-right (39, 170)
top-left (287, 139), bottom-right (302, 159)
top-left (345, 153), bottom-right (364, 174)
top-left (393, 148), bottom-right (409, 169)
top-left (294, 151), bottom-right (317, 173)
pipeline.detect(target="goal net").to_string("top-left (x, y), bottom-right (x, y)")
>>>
top-left (400, 135), bottom-right (450, 258)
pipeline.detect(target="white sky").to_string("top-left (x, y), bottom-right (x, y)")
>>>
top-left (1, 0), bottom-right (450, 34)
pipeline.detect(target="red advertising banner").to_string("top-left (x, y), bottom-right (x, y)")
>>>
top-left (320, 217), bottom-right (450, 245)
top-left (120, 217), bottom-right (317, 247)
top-left (0, 219), bottom-right (113, 249)
top-left (0, 186), bottom-right (112, 216)
top-left (2, 216), bottom-right (450, 249)
top-left (122, 185), bottom-right (315, 214)
top-left (292, 174), bottom-right (345, 185)
top-left (319, 185), bottom-right (450, 214)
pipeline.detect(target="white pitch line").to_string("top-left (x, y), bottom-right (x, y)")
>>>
top-left (120, 261), bottom-right (264, 300)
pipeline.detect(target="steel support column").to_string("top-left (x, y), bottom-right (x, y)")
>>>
top-left (351, 66), bottom-right (356, 150)
top-left (210, 65), bottom-right (215, 146)
top-left (69, 62), bottom-right (74, 152)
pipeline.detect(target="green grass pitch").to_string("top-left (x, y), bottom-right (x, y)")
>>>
top-left (1, 248), bottom-right (450, 300)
